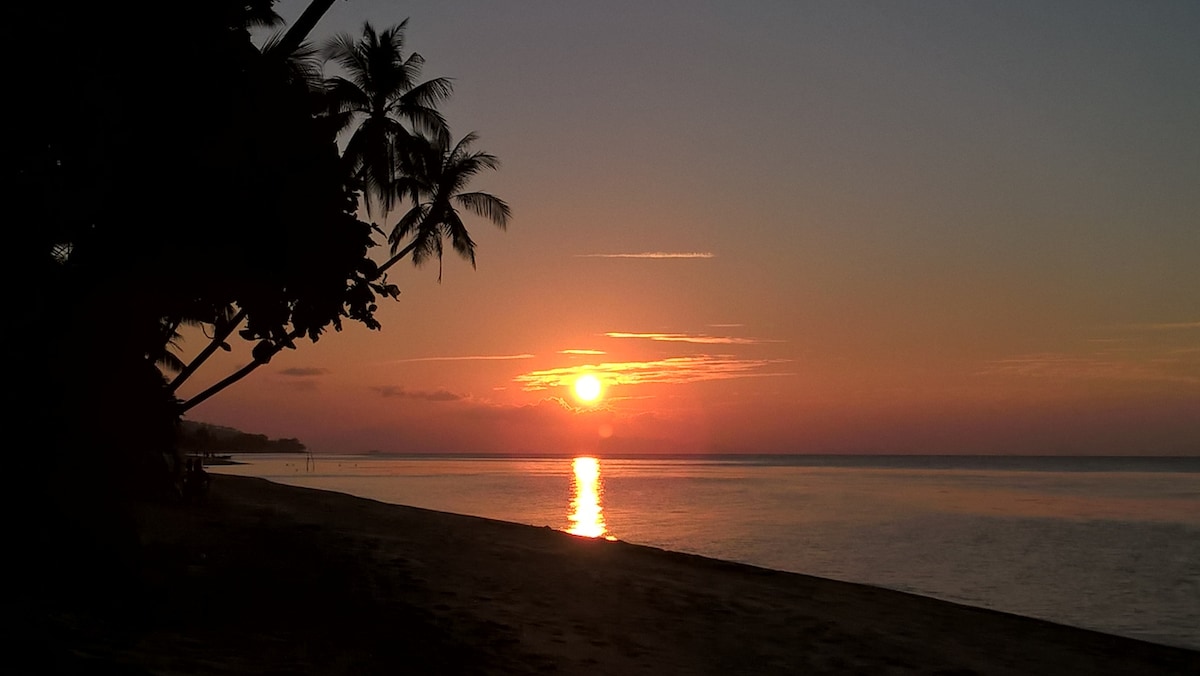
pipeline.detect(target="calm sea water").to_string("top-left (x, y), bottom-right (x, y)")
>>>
top-left (212, 454), bottom-right (1200, 650)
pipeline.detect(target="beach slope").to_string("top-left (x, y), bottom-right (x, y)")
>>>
top-left (22, 475), bottom-right (1198, 675)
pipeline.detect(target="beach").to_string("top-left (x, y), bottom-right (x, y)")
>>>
top-left (21, 475), bottom-right (1198, 675)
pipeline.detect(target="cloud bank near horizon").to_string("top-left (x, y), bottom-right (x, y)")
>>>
top-left (372, 385), bottom-right (465, 401)
top-left (574, 252), bottom-right (714, 259)
top-left (278, 367), bottom-right (330, 377)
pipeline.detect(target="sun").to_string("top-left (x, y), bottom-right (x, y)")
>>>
top-left (573, 374), bottom-right (603, 403)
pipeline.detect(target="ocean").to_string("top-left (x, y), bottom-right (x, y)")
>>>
top-left (211, 454), bottom-right (1200, 650)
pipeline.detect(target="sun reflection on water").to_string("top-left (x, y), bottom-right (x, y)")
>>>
top-left (567, 457), bottom-right (614, 539)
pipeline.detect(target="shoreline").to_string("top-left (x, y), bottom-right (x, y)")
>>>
top-left (25, 474), bottom-right (1199, 674)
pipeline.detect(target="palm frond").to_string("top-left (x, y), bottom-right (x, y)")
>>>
top-left (323, 31), bottom-right (371, 87)
top-left (242, 1), bottom-right (282, 29)
top-left (261, 33), bottom-right (324, 89)
top-left (156, 351), bottom-right (188, 374)
top-left (50, 242), bottom-right (73, 264)
top-left (444, 213), bottom-right (478, 267)
top-left (321, 109), bottom-right (359, 137)
top-left (401, 106), bottom-right (451, 145)
top-left (389, 204), bottom-right (430, 251)
top-left (462, 151), bottom-right (502, 172)
top-left (449, 131), bottom-right (481, 156)
top-left (410, 224), bottom-right (443, 268)
top-left (392, 76), bottom-right (454, 110)
top-left (454, 192), bottom-right (511, 228)
top-left (391, 174), bottom-right (428, 206)
top-left (323, 76), bottom-right (371, 114)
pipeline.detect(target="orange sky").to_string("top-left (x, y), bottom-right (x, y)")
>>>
top-left (174, 1), bottom-right (1199, 455)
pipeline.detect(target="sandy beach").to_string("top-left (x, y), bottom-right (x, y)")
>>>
top-left (16, 474), bottom-right (1198, 675)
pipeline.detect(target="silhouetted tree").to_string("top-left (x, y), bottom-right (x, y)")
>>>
top-left (14, 1), bottom-right (508, 534)
top-left (322, 20), bottom-right (453, 216)
top-left (16, 1), bottom-right (381, 499)
top-left (10, 0), bottom-right (494, 609)
top-left (381, 132), bottom-right (511, 281)
top-left (177, 25), bottom-right (509, 413)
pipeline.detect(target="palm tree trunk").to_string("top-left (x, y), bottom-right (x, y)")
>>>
top-left (272, 0), bottom-right (339, 57)
top-left (168, 308), bottom-right (247, 394)
top-left (374, 239), bottom-right (419, 278)
top-left (178, 358), bottom-right (262, 414)
top-left (175, 239), bottom-right (421, 410)
top-left (177, 225), bottom-right (439, 412)
top-left (179, 328), bottom-right (302, 414)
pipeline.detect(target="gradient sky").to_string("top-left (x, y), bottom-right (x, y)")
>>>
top-left (177, 0), bottom-right (1200, 455)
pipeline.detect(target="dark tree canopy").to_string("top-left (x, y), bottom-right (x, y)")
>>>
top-left (13, 2), bottom-right (506, 510)
top-left (13, 2), bottom-right (384, 494)
top-left (9, 0), bottom-right (509, 608)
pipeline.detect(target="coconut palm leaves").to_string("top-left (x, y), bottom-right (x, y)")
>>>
top-left (321, 21), bottom-right (509, 280)
top-left (177, 17), bottom-right (509, 414)
top-left (322, 20), bottom-right (453, 215)
top-left (382, 132), bottom-right (510, 280)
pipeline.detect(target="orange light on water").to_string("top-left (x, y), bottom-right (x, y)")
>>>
top-left (567, 456), bottom-right (612, 539)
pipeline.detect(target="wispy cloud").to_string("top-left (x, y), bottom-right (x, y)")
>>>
top-left (514, 356), bottom-right (792, 391)
top-left (387, 353), bottom-right (535, 363)
top-left (575, 252), bottom-right (714, 259)
top-left (981, 353), bottom-right (1200, 385)
top-left (560, 349), bottom-right (607, 355)
top-left (1126, 320), bottom-right (1200, 331)
top-left (708, 323), bottom-right (745, 328)
top-left (372, 385), bottom-right (464, 401)
top-left (606, 332), bottom-right (780, 345)
top-left (278, 367), bottom-right (329, 377)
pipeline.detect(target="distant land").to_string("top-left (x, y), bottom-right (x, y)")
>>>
top-left (180, 420), bottom-right (305, 454)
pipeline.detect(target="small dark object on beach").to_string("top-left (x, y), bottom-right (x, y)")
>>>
top-left (183, 458), bottom-right (210, 503)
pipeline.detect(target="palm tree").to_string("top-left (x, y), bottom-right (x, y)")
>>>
top-left (322, 20), bottom-right (453, 216)
top-left (178, 132), bottom-right (509, 414)
top-left (178, 29), bottom-right (509, 415)
top-left (380, 132), bottom-right (511, 281)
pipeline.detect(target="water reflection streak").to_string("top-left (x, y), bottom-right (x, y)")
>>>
top-left (567, 456), bottom-right (612, 539)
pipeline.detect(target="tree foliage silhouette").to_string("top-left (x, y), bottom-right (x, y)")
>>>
top-left (382, 132), bottom-right (511, 281)
top-left (178, 20), bottom-right (508, 414)
top-left (323, 20), bottom-right (454, 216)
top-left (15, 1), bottom-right (508, 503)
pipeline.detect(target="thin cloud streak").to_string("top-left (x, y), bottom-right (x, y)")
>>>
top-left (575, 252), bottom-right (715, 259)
top-left (981, 353), bottom-right (1200, 385)
top-left (514, 356), bottom-right (792, 390)
top-left (387, 353), bottom-right (536, 363)
top-left (372, 385), bottom-right (464, 402)
top-left (1126, 320), bottom-right (1200, 331)
top-left (560, 349), bottom-right (607, 355)
top-left (606, 332), bottom-right (780, 345)
top-left (278, 367), bottom-right (330, 376)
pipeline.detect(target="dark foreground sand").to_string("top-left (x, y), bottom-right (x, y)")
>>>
top-left (16, 475), bottom-right (1198, 675)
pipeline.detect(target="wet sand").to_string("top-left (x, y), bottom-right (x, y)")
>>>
top-left (19, 475), bottom-right (1198, 675)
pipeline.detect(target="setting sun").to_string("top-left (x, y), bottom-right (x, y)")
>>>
top-left (573, 374), bottom-right (603, 403)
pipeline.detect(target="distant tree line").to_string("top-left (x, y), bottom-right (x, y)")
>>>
top-left (179, 423), bottom-right (306, 454)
